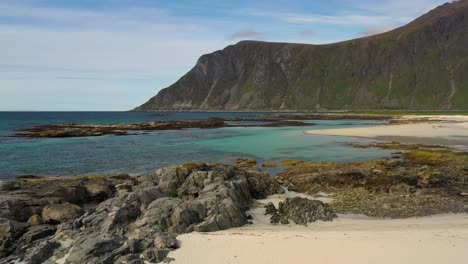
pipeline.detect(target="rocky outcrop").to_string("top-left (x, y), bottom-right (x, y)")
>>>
top-left (275, 143), bottom-right (468, 218)
top-left (136, 1), bottom-right (468, 111)
top-left (15, 120), bottom-right (226, 138)
top-left (15, 118), bottom-right (313, 138)
top-left (0, 163), bottom-right (283, 263)
top-left (266, 197), bottom-right (337, 225)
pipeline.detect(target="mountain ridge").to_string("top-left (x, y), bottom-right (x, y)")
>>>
top-left (135, 0), bottom-right (468, 111)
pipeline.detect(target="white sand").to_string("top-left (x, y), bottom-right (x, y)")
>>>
top-left (306, 115), bottom-right (468, 146)
top-left (166, 116), bottom-right (468, 264)
top-left (167, 193), bottom-right (468, 264)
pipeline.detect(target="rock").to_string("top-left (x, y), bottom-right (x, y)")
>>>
top-left (0, 163), bottom-right (285, 262)
top-left (245, 169), bottom-right (285, 199)
top-left (262, 162), bottom-right (277, 167)
top-left (272, 197), bottom-right (337, 225)
top-left (270, 213), bottom-right (281, 224)
top-left (0, 218), bottom-right (28, 257)
top-left (24, 240), bottom-right (60, 264)
top-left (154, 233), bottom-right (178, 249)
top-left (41, 203), bottom-right (84, 224)
top-left (235, 158), bottom-right (257, 167)
top-left (0, 195), bottom-right (49, 222)
top-left (101, 193), bottom-right (141, 233)
top-left (115, 254), bottom-right (142, 264)
top-left (65, 234), bottom-right (121, 264)
top-left (142, 248), bottom-right (170, 263)
top-left (136, 186), bottom-right (166, 211)
top-left (137, 198), bottom-right (204, 234)
top-left (16, 225), bottom-right (56, 245)
top-left (264, 202), bottom-right (277, 215)
top-left (84, 179), bottom-right (115, 200)
top-left (17, 120), bottom-right (226, 138)
top-left (27, 214), bottom-right (43, 226)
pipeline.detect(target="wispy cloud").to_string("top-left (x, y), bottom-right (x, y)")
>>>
top-left (0, 0), bottom-right (449, 110)
top-left (350, 0), bottom-right (446, 17)
top-left (237, 9), bottom-right (409, 26)
top-left (228, 29), bottom-right (263, 40)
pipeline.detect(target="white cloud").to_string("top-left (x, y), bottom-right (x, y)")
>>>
top-left (0, 2), bottom-right (232, 110)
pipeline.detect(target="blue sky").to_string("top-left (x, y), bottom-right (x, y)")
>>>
top-left (0, 0), bottom-right (448, 111)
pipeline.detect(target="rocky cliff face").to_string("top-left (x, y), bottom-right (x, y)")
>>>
top-left (136, 0), bottom-right (468, 111)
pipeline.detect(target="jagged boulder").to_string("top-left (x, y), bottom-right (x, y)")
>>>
top-left (0, 163), bottom-right (284, 263)
top-left (270, 197), bottom-right (337, 225)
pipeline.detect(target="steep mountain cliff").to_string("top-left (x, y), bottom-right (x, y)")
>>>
top-left (136, 1), bottom-right (468, 111)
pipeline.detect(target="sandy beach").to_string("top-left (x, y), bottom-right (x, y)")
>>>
top-left (167, 116), bottom-right (468, 264)
top-left (168, 192), bottom-right (468, 264)
top-left (307, 115), bottom-right (468, 147)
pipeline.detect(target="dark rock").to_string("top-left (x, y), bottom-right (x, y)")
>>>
top-left (0, 218), bottom-right (28, 257)
top-left (264, 202), bottom-right (277, 215)
top-left (142, 248), bottom-right (170, 263)
top-left (100, 192), bottom-right (141, 233)
top-left (17, 225), bottom-right (56, 245)
top-left (115, 254), bottom-right (142, 264)
top-left (136, 186), bottom-right (166, 211)
top-left (24, 240), bottom-right (60, 264)
top-left (271, 197), bottom-right (337, 225)
top-left (154, 233), bottom-right (178, 249)
top-left (65, 234), bottom-right (121, 264)
top-left (269, 213), bottom-right (281, 224)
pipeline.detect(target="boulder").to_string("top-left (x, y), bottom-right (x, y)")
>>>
top-left (270, 197), bottom-right (337, 225)
top-left (41, 203), bottom-right (84, 224)
top-left (65, 234), bottom-right (121, 264)
top-left (100, 193), bottom-right (141, 233)
top-left (84, 179), bottom-right (115, 200)
top-left (16, 225), bottom-right (56, 245)
top-left (0, 163), bottom-right (285, 263)
top-left (23, 240), bottom-right (60, 264)
top-left (136, 186), bottom-right (166, 211)
top-left (0, 218), bottom-right (28, 257)
top-left (264, 202), bottom-right (277, 215)
top-left (142, 248), bottom-right (170, 263)
top-left (154, 233), bottom-right (178, 249)
top-left (27, 214), bottom-right (43, 226)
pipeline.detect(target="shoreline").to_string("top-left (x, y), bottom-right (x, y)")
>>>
top-left (168, 191), bottom-right (468, 264)
top-left (169, 214), bottom-right (468, 264)
top-left (307, 115), bottom-right (468, 147)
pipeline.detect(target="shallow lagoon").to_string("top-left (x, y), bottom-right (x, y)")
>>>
top-left (0, 112), bottom-right (392, 178)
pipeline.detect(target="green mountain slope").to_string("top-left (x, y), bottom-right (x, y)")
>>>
top-left (135, 0), bottom-right (468, 111)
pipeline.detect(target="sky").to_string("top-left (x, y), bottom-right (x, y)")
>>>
top-left (0, 0), bottom-right (449, 111)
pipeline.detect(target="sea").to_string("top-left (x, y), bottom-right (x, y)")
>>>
top-left (0, 112), bottom-right (393, 179)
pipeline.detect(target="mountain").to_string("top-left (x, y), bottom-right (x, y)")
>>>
top-left (135, 1), bottom-right (468, 111)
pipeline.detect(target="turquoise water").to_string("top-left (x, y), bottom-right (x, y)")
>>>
top-left (0, 112), bottom-right (392, 178)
